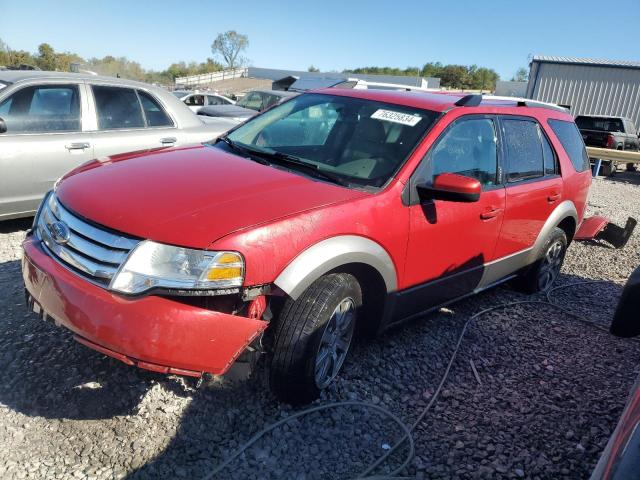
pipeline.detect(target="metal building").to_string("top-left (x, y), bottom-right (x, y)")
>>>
top-left (526, 55), bottom-right (640, 128)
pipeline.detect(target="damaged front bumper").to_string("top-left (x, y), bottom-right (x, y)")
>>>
top-left (22, 236), bottom-right (268, 377)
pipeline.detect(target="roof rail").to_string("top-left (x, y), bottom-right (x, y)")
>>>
top-left (482, 95), bottom-right (568, 112)
top-left (451, 94), bottom-right (568, 113)
top-left (454, 94), bottom-right (483, 107)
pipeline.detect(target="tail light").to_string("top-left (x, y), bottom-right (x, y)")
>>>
top-left (606, 134), bottom-right (615, 148)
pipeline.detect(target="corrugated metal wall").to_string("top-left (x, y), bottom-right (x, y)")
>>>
top-left (527, 62), bottom-right (640, 129)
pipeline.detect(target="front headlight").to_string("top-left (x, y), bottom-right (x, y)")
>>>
top-left (110, 240), bottom-right (244, 295)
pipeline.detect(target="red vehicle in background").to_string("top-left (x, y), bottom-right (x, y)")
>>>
top-left (22, 89), bottom-right (592, 403)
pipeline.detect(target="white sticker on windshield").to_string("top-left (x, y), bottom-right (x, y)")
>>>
top-left (371, 109), bottom-right (422, 127)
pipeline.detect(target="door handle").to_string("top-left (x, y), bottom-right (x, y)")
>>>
top-left (547, 193), bottom-right (561, 203)
top-left (480, 207), bottom-right (503, 220)
top-left (160, 137), bottom-right (177, 145)
top-left (65, 142), bottom-right (90, 151)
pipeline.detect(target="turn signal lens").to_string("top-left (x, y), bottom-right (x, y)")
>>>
top-left (207, 266), bottom-right (243, 280)
top-left (205, 252), bottom-right (244, 283)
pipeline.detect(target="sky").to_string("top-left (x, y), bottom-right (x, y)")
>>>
top-left (1, 0), bottom-right (639, 80)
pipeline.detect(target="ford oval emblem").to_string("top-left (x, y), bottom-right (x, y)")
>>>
top-left (49, 221), bottom-right (71, 244)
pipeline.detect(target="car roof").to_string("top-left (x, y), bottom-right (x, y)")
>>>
top-left (0, 70), bottom-right (152, 88)
top-left (250, 89), bottom-right (299, 97)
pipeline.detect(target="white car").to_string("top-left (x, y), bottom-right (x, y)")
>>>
top-left (172, 91), bottom-right (235, 112)
top-left (0, 72), bottom-right (232, 220)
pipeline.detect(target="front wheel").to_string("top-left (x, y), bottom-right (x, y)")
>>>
top-left (515, 227), bottom-right (567, 294)
top-left (269, 273), bottom-right (361, 404)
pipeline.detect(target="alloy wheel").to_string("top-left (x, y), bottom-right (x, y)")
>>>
top-left (538, 240), bottom-right (565, 291)
top-left (314, 297), bottom-right (356, 389)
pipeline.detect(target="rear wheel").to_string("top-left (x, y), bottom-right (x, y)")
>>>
top-left (515, 227), bottom-right (567, 294)
top-left (269, 273), bottom-right (361, 404)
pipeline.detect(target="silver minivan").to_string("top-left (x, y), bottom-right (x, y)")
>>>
top-left (0, 71), bottom-right (231, 220)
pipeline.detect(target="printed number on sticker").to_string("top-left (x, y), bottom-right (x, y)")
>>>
top-left (371, 109), bottom-right (422, 127)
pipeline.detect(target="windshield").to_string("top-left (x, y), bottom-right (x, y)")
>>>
top-left (171, 91), bottom-right (189, 98)
top-left (225, 93), bottom-right (438, 188)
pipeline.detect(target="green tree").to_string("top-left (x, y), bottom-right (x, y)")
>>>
top-left (36, 43), bottom-right (57, 70)
top-left (0, 38), bottom-right (10, 66)
top-left (470, 67), bottom-right (499, 91)
top-left (439, 65), bottom-right (470, 89)
top-left (511, 67), bottom-right (529, 82)
top-left (308, 65), bottom-right (320, 72)
top-left (211, 30), bottom-right (248, 70)
top-left (421, 62), bottom-right (443, 78)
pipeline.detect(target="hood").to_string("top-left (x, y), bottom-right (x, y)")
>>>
top-left (56, 146), bottom-right (368, 249)
top-left (198, 105), bottom-right (256, 118)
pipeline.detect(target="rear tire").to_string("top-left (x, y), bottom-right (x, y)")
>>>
top-left (515, 227), bottom-right (567, 294)
top-left (269, 273), bottom-right (362, 404)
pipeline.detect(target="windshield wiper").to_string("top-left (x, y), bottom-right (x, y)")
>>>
top-left (252, 150), bottom-right (349, 186)
top-left (218, 137), bottom-right (348, 186)
top-left (217, 136), bottom-right (270, 165)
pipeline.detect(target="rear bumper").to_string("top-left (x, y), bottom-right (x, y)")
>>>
top-left (22, 235), bottom-right (268, 375)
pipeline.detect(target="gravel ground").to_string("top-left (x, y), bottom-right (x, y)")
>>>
top-left (1, 174), bottom-right (639, 480)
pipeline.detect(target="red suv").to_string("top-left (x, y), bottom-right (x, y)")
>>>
top-left (22, 89), bottom-right (592, 403)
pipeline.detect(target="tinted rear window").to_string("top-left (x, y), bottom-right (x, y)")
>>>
top-left (138, 91), bottom-right (173, 127)
top-left (575, 116), bottom-right (624, 133)
top-left (548, 119), bottom-right (590, 172)
top-left (93, 85), bottom-right (144, 130)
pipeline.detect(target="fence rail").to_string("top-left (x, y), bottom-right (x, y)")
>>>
top-left (175, 68), bottom-right (248, 88)
top-left (586, 147), bottom-right (640, 165)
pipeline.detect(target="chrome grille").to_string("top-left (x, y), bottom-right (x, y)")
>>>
top-left (36, 194), bottom-right (140, 285)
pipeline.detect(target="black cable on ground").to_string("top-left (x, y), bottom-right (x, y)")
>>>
top-left (206, 280), bottom-right (636, 480)
top-left (201, 401), bottom-right (414, 480)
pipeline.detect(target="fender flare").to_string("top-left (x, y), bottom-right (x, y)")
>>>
top-left (273, 235), bottom-right (398, 300)
top-left (527, 199), bottom-right (578, 263)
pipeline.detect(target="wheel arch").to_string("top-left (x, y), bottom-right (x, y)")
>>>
top-left (273, 235), bottom-right (398, 301)
top-left (528, 200), bottom-right (578, 262)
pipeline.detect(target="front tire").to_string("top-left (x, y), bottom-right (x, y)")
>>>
top-left (516, 227), bottom-right (567, 294)
top-left (269, 273), bottom-right (361, 404)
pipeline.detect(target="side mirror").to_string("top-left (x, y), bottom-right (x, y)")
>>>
top-left (416, 173), bottom-right (481, 203)
top-left (0, 117), bottom-right (6, 134)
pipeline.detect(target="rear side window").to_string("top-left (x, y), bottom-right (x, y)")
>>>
top-left (138, 91), bottom-right (173, 127)
top-left (0, 85), bottom-right (80, 133)
top-left (548, 119), bottom-right (590, 172)
top-left (92, 85), bottom-right (144, 130)
top-left (502, 118), bottom-right (544, 182)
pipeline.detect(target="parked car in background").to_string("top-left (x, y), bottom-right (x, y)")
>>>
top-left (0, 71), bottom-right (231, 220)
top-left (22, 89), bottom-right (591, 404)
top-left (197, 89), bottom-right (298, 124)
top-left (173, 90), bottom-right (235, 112)
top-left (576, 115), bottom-right (639, 172)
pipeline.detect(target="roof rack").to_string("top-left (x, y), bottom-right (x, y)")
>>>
top-left (454, 94), bottom-right (482, 107)
top-left (454, 94), bottom-right (568, 113)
